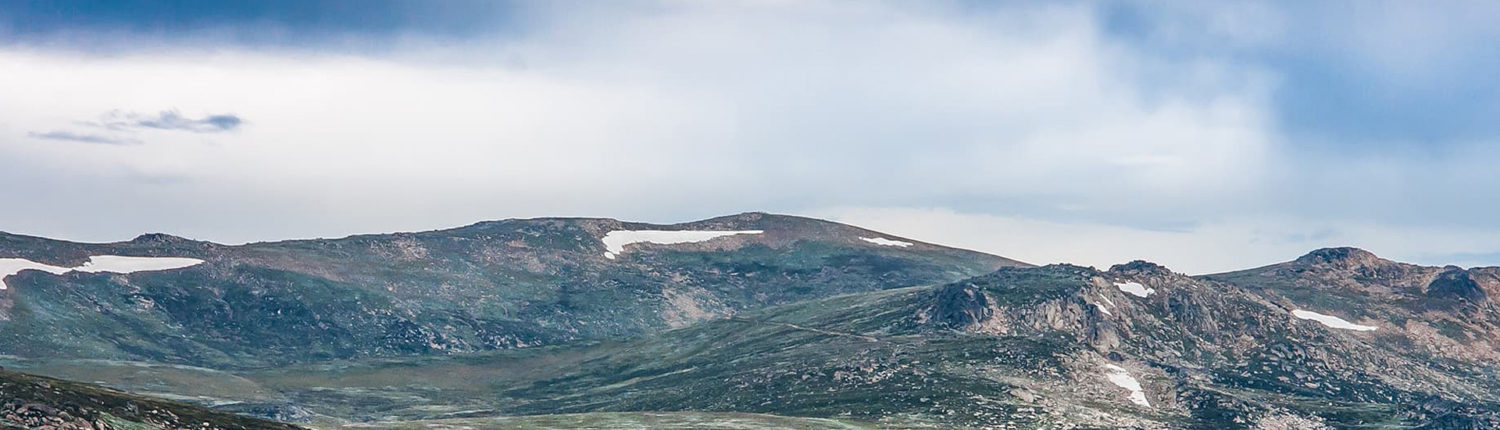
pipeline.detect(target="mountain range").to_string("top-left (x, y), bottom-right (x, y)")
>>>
top-left (2, 213), bottom-right (1498, 429)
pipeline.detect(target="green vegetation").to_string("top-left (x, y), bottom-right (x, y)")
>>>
top-left (0, 369), bottom-right (302, 430)
top-left (5, 217), bottom-right (1500, 428)
top-left (0, 213), bottom-right (1015, 368)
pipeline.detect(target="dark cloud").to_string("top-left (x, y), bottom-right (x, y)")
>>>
top-left (93, 110), bottom-right (243, 133)
top-left (127, 111), bottom-right (243, 133)
top-left (27, 130), bottom-right (139, 145)
top-left (0, 0), bottom-right (526, 50)
top-left (28, 110), bottom-right (242, 144)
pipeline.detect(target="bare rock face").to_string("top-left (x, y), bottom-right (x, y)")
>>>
top-left (1426, 268), bottom-right (1487, 302)
top-left (930, 283), bottom-right (993, 329)
top-left (1293, 247), bottom-right (1387, 269)
top-left (1108, 260), bottom-right (1176, 278)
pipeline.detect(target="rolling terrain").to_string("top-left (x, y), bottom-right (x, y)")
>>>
top-left (4, 215), bottom-right (1500, 428)
top-left (0, 213), bottom-right (1015, 368)
top-left (0, 369), bottom-right (302, 430)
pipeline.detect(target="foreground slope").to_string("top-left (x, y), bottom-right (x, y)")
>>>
top-left (0, 213), bottom-right (1017, 368)
top-left (322, 412), bottom-right (877, 430)
top-left (0, 369), bottom-right (302, 430)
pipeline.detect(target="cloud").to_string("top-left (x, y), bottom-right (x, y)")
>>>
top-left (22, 110), bottom-right (241, 146)
top-left (0, 2), bottom-right (1497, 270)
top-left (0, 0), bottom-right (521, 51)
top-left (27, 130), bottom-right (139, 145)
top-left (812, 206), bottom-right (1500, 275)
top-left (98, 110), bottom-right (243, 133)
top-left (1104, 0), bottom-right (1500, 145)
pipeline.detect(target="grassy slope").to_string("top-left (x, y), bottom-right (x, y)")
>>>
top-left (244, 264), bottom-right (1500, 428)
top-left (0, 369), bottom-right (303, 430)
top-left (16, 244), bottom-right (1500, 428)
top-left (0, 213), bottom-right (1018, 368)
top-left (317, 412), bottom-right (879, 430)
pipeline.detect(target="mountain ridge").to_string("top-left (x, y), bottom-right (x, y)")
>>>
top-left (8, 216), bottom-right (1500, 428)
top-left (0, 212), bottom-right (1020, 369)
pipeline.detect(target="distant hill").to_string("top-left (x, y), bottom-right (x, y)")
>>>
top-left (14, 215), bottom-right (1500, 428)
top-left (0, 212), bottom-right (1019, 368)
top-left (218, 260), bottom-right (1500, 428)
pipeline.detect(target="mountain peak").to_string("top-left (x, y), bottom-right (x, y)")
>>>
top-left (1294, 247), bottom-right (1390, 268)
top-left (1108, 260), bottom-right (1176, 277)
top-left (130, 233), bottom-right (194, 245)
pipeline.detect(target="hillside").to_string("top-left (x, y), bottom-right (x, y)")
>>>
top-left (226, 261), bottom-right (1499, 428)
top-left (0, 369), bottom-right (303, 430)
top-left (0, 213), bottom-right (1017, 368)
top-left (11, 218), bottom-right (1500, 428)
top-left (16, 255), bottom-right (1499, 428)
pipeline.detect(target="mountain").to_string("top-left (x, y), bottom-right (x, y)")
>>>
top-left (0, 369), bottom-right (303, 430)
top-left (204, 260), bottom-right (1497, 428)
top-left (0, 213), bottom-right (1018, 368)
top-left (18, 252), bottom-right (1496, 428)
top-left (1202, 247), bottom-right (1500, 372)
top-left (10, 213), bottom-right (1500, 429)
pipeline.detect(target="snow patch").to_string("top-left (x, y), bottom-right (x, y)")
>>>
top-left (601, 230), bottom-right (763, 259)
top-left (1103, 364), bottom-right (1150, 407)
top-left (1094, 303), bottom-right (1113, 316)
top-left (1097, 293), bottom-right (1116, 308)
top-left (1114, 281), bottom-right (1154, 298)
top-left (74, 256), bottom-right (205, 274)
top-left (1291, 309), bottom-right (1378, 331)
top-left (0, 259), bottom-right (72, 289)
top-left (859, 237), bottom-right (913, 247)
top-left (0, 256), bottom-right (204, 290)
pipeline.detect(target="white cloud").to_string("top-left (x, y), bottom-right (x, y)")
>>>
top-left (0, 2), bottom-right (1277, 245)
top-left (811, 206), bottom-right (1500, 274)
top-left (1, 1), bottom-right (1498, 272)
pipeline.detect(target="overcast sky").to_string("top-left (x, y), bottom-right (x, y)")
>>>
top-left (3, 1), bottom-right (1500, 273)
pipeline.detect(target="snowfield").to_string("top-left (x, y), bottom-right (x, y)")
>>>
top-left (601, 230), bottom-right (764, 259)
top-left (1291, 309), bottom-right (1378, 331)
top-left (74, 256), bottom-right (205, 274)
top-left (1103, 364), bottom-right (1151, 407)
top-left (1113, 281), bottom-right (1154, 298)
top-left (0, 259), bottom-right (72, 289)
top-left (0, 256), bottom-right (205, 290)
top-left (859, 237), bottom-right (913, 247)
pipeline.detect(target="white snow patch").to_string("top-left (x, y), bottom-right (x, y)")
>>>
top-left (1097, 293), bottom-right (1116, 308)
top-left (601, 230), bottom-right (763, 259)
top-left (0, 259), bottom-right (72, 289)
top-left (859, 237), bottom-right (914, 247)
top-left (1291, 309), bottom-right (1378, 331)
top-left (1114, 281), bottom-right (1154, 298)
top-left (1103, 364), bottom-right (1150, 407)
top-left (1094, 302), bottom-right (1113, 316)
top-left (74, 256), bottom-right (205, 274)
top-left (0, 256), bottom-right (204, 290)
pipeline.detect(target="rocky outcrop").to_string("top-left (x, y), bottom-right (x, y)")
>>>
top-left (1293, 247), bottom-right (1386, 268)
top-left (0, 370), bottom-right (301, 430)
top-left (930, 283), bottom-right (993, 329)
top-left (1426, 267), bottom-right (1487, 302)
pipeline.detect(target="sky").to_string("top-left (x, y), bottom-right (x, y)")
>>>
top-left (3, 1), bottom-right (1500, 274)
